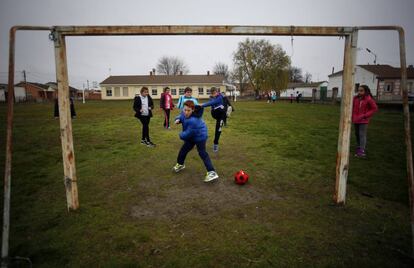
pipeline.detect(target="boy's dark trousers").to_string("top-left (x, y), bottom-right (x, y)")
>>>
top-left (139, 116), bottom-right (151, 141)
top-left (177, 140), bottom-right (214, 171)
top-left (211, 108), bottom-right (226, 145)
top-left (163, 109), bottom-right (171, 128)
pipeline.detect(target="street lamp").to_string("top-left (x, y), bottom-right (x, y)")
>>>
top-left (366, 48), bottom-right (377, 65)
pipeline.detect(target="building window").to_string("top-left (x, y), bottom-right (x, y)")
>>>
top-left (152, 88), bottom-right (157, 96)
top-left (206, 88), bottom-right (211, 95)
top-left (171, 88), bottom-right (177, 95)
top-left (198, 87), bottom-right (204, 95)
top-left (179, 88), bottom-right (185, 95)
top-left (106, 87), bottom-right (112, 97)
top-left (407, 82), bottom-right (413, 93)
top-left (384, 82), bottom-right (394, 92)
top-left (122, 87), bottom-right (128, 97)
top-left (114, 87), bottom-right (120, 97)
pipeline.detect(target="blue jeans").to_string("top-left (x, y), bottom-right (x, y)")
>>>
top-left (177, 140), bottom-right (215, 172)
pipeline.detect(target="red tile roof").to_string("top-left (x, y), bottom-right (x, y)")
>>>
top-left (329, 64), bottom-right (414, 79)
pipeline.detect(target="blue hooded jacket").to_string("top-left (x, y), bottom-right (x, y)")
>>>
top-left (176, 106), bottom-right (208, 143)
top-left (201, 93), bottom-right (225, 110)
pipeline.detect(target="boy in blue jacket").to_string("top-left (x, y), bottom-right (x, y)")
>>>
top-left (173, 100), bottom-right (219, 182)
top-left (201, 87), bottom-right (226, 152)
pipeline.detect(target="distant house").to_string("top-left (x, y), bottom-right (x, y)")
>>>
top-left (328, 64), bottom-right (414, 101)
top-left (0, 84), bottom-right (7, 102)
top-left (46, 82), bottom-right (79, 99)
top-left (280, 81), bottom-right (329, 100)
top-left (100, 71), bottom-right (225, 100)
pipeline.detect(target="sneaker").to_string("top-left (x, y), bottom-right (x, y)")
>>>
top-left (141, 139), bottom-right (148, 145)
top-left (213, 144), bottom-right (219, 153)
top-left (356, 149), bottom-right (366, 158)
top-left (204, 171), bottom-right (219, 182)
top-left (146, 141), bottom-right (156, 147)
top-left (173, 163), bottom-right (185, 173)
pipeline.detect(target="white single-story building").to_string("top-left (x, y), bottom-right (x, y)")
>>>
top-left (280, 81), bottom-right (328, 100)
top-left (0, 83), bottom-right (27, 102)
top-left (100, 72), bottom-right (225, 100)
top-left (328, 64), bottom-right (414, 101)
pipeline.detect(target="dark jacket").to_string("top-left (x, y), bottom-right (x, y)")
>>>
top-left (202, 93), bottom-right (225, 111)
top-left (160, 92), bottom-right (175, 110)
top-left (54, 98), bottom-right (76, 118)
top-left (176, 106), bottom-right (208, 143)
top-left (133, 95), bottom-right (154, 118)
top-left (352, 94), bottom-right (378, 124)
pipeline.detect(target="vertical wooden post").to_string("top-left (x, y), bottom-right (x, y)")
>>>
top-left (397, 28), bottom-right (414, 257)
top-left (53, 31), bottom-right (79, 210)
top-left (334, 31), bottom-right (358, 204)
top-left (1, 27), bottom-right (17, 268)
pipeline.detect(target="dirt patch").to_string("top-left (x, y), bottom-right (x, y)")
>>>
top-left (130, 175), bottom-right (280, 220)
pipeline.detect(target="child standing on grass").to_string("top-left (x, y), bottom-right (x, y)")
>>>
top-left (201, 87), bottom-right (226, 152)
top-left (160, 86), bottom-right (174, 129)
top-left (177, 87), bottom-right (198, 110)
top-left (133, 87), bottom-right (156, 147)
top-left (173, 100), bottom-right (219, 182)
top-left (352, 85), bottom-right (378, 157)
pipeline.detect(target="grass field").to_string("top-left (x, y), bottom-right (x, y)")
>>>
top-left (0, 100), bottom-right (413, 267)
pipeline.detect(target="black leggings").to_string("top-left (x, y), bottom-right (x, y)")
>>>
top-left (163, 109), bottom-right (171, 128)
top-left (211, 109), bottom-right (226, 145)
top-left (139, 116), bottom-right (151, 141)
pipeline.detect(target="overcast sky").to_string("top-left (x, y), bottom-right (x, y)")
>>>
top-left (0, 0), bottom-right (413, 89)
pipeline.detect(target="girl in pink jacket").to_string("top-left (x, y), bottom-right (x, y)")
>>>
top-left (352, 85), bottom-right (378, 157)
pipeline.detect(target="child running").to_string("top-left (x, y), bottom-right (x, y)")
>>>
top-left (173, 100), bottom-right (219, 182)
top-left (160, 86), bottom-right (174, 129)
top-left (177, 87), bottom-right (198, 110)
top-left (133, 87), bottom-right (156, 147)
top-left (201, 87), bottom-right (226, 152)
top-left (352, 84), bottom-right (378, 157)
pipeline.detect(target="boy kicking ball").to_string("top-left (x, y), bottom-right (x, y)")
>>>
top-left (172, 100), bottom-right (219, 182)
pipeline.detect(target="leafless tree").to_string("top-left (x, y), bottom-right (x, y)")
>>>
top-left (213, 62), bottom-right (230, 82)
top-left (156, 56), bottom-right (189, 75)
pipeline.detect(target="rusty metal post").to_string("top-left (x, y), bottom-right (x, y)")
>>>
top-left (52, 31), bottom-right (79, 210)
top-left (334, 30), bottom-right (358, 204)
top-left (1, 27), bottom-right (17, 268)
top-left (397, 28), bottom-right (414, 257)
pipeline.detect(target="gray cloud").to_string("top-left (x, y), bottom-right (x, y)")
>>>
top-left (1, 0), bottom-right (413, 89)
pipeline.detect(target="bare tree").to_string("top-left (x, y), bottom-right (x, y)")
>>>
top-left (213, 62), bottom-right (230, 82)
top-left (156, 56), bottom-right (189, 75)
top-left (289, 66), bottom-right (304, 82)
top-left (304, 72), bottom-right (312, 83)
top-left (233, 38), bottom-right (290, 97)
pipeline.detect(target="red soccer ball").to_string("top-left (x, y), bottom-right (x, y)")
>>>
top-left (234, 170), bottom-right (249, 185)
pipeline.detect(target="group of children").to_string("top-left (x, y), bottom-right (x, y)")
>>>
top-left (133, 83), bottom-right (377, 182)
top-left (133, 86), bottom-right (233, 182)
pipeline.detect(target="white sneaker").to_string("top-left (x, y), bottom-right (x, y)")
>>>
top-left (204, 171), bottom-right (219, 182)
top-left (173, 163), bottom-right (185, 173)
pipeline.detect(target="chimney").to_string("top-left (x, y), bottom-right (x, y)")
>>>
top-left (207, 70), bottom-right (210, 76)
top-left (180, 71), bottom-right (183, 75)
top-left (152, 68), bottom-right (156, 75)
top-left (331, 67), bottom-right (334, 74)
top-left (150, 71), bottom-right (153, 76)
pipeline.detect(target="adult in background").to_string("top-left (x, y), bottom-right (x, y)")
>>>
top-left (54, 97), bottom-right (76, 119)
top-left (160, 86), bottom-right (174, 129)
top-left (133, 87), bottom-right (156, 147)
top-left (352, 85), bottom-right (378, 158)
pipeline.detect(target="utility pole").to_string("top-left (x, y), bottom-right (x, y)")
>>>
top-left (82, 83), bottom-right (85, 104)
top-left (23, 70), bottom-right (27, 101)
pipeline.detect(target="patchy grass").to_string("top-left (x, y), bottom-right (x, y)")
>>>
top-left (0, 100), bottom-right (413, 267)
